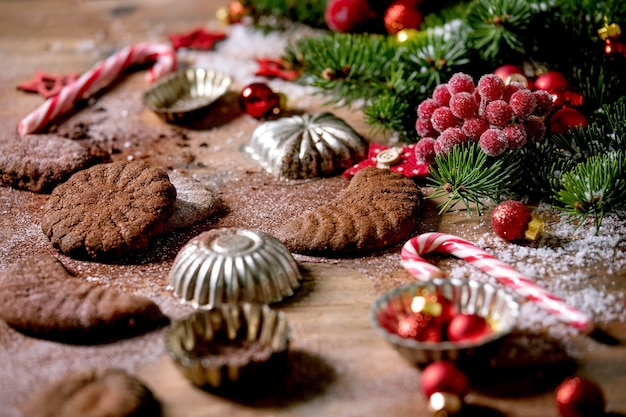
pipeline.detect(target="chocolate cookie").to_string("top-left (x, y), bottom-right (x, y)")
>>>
top-left (0, 134), bottom-right (100, 193)
top-left (163, 170), bottom-right (222, 233)
top-left (0, 255), bottom-right (167, 342)
top-left (41, 160), bottom-right (177, 260)
top-left (20, 368), bottom-right (161, 417)
top-left (274, 167), bottom-right (422, 256)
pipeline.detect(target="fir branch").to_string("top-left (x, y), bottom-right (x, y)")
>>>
top-left (427, 143), bottom-right (521, 215)
top-left (242, 0), bottom-right (327, 29)
top-left (551, 151), bottom-right (626, 233)
top-left (466, 0), bottom-right (533, 61)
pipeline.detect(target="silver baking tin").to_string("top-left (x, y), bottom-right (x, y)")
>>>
top-left (164, 302), bottom-right (290, 388)
top-left (142, 68), bottom-right (232, 123)
top-left (371, 278), bottom-right (520, 367)
top-left (241, 111), bottom-right (367, 180)
top-left (168, 228), bottom-right (301, 308)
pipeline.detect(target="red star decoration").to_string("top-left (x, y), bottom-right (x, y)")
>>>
top-left (255, 58), bottom-right (299, 81)
top-left (343, 142), bottom-right (430, 180)
top-left (16, 72), bottom-right (79, 98)
top-left (168, 27), bottom-right (227, 50)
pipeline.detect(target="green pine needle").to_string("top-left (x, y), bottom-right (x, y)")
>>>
top-left (551, 151), bottom-right (626, 233)
top-left (428, 143), bottom-right (521, 215)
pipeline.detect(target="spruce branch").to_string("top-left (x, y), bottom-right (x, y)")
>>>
top-left (427, 143), bottom-right (521, 215)
top-left (466, 0), bottom-right (533, 61)
top-left (241, 0), bottom-right (327, 29)
top-left (551, 151), bottom-right (626, 233)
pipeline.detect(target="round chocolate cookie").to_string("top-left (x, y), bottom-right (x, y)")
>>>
top-left (20, 368), bottom-right (161, 417)
top-left (0, 133), bottom-right (100, 193)
top-left (274, 167), bottom-right (422, 256)
top-left (0, 254), bottom-right (167, 342)
top-left (163, 170), bottom-right (222, 233)
top-left (41, 160), bottom-right (177, 260)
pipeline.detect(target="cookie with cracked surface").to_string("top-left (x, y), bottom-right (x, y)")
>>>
top-left (0, 134), bottom-right (101, 193)
top-left (0, 254), bottom-right (167, 342)
top-left (41, 160), bottom-right (177, 261)
top-left (20, 368), bottom-right (161, 417)
top-left (274, 167), bottom-right (422, 256)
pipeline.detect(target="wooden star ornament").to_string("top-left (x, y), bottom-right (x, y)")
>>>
top-left (16, 72), bottom-right (79, 98)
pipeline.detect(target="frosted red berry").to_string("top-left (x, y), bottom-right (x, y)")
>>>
top-left (509, 89), bottom-right (537, 118)
top-left (415, 137), bottom-right (437, 164)
top-left (448, 72), bottom-right (475, 94)
top-left (477, 73), bottom-right (505, 101)
top-left (479, 128), bottom-right (508, 156)
top-left (490, 200), bottom-right (531, 241)
top-left (462, 117), bottom-right (489, 140)
top-left (485, 100), bottom-right (513, 127)
top-left (449, 92), bottom-right (479, 119)
top-left (435, 127), bottom-right (467, 154)
top-left (432, 83), bottom-right (452, 106)
top-left (524, 115), bottom-right (547, 143)
top-left (417, 98), bottom-right (441, 120)
top-left (416, 117), bottom-right (438, 137)
top-left (502, 124), bottom-right (527, 149)
top-left (533, 89), bottom-right (553, 117)
top-left (431, 106), bottom-right (460, 132)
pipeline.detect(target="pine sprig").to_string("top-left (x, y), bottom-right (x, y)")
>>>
top-left (551, 151), bottom-right (626, 233)
top-left (466, 0), bottom-right (533, 61)
top-left (241, 0), bottom-right (327, 29)
top-left (428, 143), bottom-right (521, 215)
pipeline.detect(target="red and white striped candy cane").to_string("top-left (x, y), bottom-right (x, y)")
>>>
top-left (18, 42), bottom-right (176, 136)
top-left (401, 232), bottom-right (593, 333)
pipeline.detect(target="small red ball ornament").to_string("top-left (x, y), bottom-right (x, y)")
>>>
top-left (447, 313), bottom-right (492, 343)
top-left (491, 200), bottom-right (543, 242)
top-left (556, 377), bottom-right (606, 417)
top-left (420, 360), bottom-right (469, 399)
top-left (324, 0), bottom-right (378, 33)
top-left (534, 70), bottom-right (569, 93)
top-left (494, 64), bottom-right (531, 88)
top-left (549, 108), bottom-right (588, 135)
top-left (384, 0), bottom-right (424, 35)
top-left (238, 82), bottom-right (282, 118)
top-left (551, 85), bottom-right (584, 109)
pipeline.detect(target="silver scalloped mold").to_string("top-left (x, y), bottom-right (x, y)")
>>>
top-left (168, 228), bottom-right (302, 308)
top-left (241, 111), bottom-right (368, 180)
top-left (164, 302), bottom-right (290, 388)
top-left (142, 68), bottom-right (232, 124)
top-left (371, 278), bottom-right (520, 367)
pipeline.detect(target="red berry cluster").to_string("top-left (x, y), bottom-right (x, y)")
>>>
top-left (415, 72), bottom-right (553, 162)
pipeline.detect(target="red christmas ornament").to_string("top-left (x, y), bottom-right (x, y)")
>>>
top-left (168, 27), bottom-right (226, 50)
top-left (447, 313), bottom-right (492, 343)
top-left (216, 1), bottom-right (250, 24)
top-left (324, 0), bottom-right (378, 33)
top-left (551, 85), bottom-right (584, 109)
top-left (549, 108), bottom-right (588, 135)
top-left (534, 70), bottom-right (569, 93)
top-left (343, 142), bottom-right (430, 180)
top-left (397, 312), bottom-right (443, 342)
top-left (16, 71), bottom-right (79, 99)
top-left (384, 0), bottom-right (424, 35)
top-left (494, 64), bottom-right (531, 88)
top-left (556, 377), bottom-right (606, 417)
top-left (420, 360), bottom-right (469, 399)
top-left (238, 83), bottom-right (282, 118)
top-left (491, 200), bottom-right (543, 242)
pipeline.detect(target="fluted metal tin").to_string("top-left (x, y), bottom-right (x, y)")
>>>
top-left (371, 278), bottom-right (520, 367)
top-left (168, 228), bottom-right (301, 308)
top-left (164, 303), bottom-right (290, 388)
top-left (142, 68), bottom-right (232, 123)
top-left (241, 111), bottom-right (368, 180)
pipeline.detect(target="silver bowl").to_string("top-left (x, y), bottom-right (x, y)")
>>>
top-left (371, 278), bottom-right (520, 367)
top-left (142, 68), bottom-right (231, 124)
top-left (168, 228), bottom-right (301, 308)
top-left (241, 111), bottom-right (367, 180)
top-left (164, 303), bottom-right (289, 388)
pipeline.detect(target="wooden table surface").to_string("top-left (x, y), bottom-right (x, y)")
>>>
top-left (1, 2), bottom-right (625, 417)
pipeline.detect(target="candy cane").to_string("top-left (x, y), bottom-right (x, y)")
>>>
top-left (401, 232), bottom-right (593, 333)
top-left (18, 42), bottom-right (176, 136)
